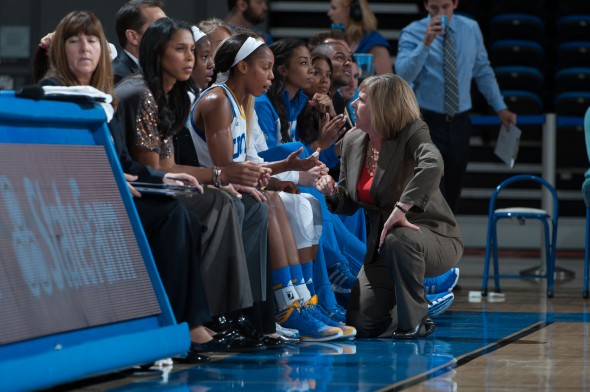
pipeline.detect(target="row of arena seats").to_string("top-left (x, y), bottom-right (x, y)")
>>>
top-left (473, 0), bottom-right (590, 114)
top-left (463, 1), bottom-right (590, 217)
top-left (489, 14), bottom-right (590, 44)
top-left (267, 0), bottom-right (589, 216)
top-left (491, 40), bottom-right (590, 71)
top-left (485, 0), bottom-right (589, 17)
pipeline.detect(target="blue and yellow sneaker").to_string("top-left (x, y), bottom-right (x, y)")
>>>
top-left (304, 295), bottom-right (357, 340)
top-left (275, 323), bottom-right (300, 339)
top-left (277, 300), bottom-right (343, 342)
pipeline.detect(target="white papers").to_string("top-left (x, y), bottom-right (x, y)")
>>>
top-left (494, 123), bottom-right (521, 168)
top-left (42, 86), bottom-right (114, 122)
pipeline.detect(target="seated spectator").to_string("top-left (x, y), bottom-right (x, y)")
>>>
top-left (327, 0), bottom-right (392, 74)
top-left (189, 26), bottom-right (214, 93)
top-left (225, 0), bottom-right (272, 44)
top-left (338, 58), bottom-right (360, 127)
top-left (198, 17), bottom-right (233, 52)
top-left (113, 0), bottom-right (166, 84)
top-left (309, 39), bottom-right (354, 136)
top-left (299, 54), bottom-right (345, 161)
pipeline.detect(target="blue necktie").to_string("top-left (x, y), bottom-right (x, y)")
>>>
top-left (443, 29), bottom-right (459, 116)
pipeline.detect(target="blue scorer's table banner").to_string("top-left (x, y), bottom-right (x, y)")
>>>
top-left (0, 91), bottom-right (190, 391)
top-left (0, 144), bottom-right (161, 345)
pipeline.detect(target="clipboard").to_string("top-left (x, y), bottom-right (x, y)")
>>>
top-left (129, 181), bottom-right (201, 198)
top-left (494, 124), bottom-right (521, 168)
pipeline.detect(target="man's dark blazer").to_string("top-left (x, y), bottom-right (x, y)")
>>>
top-left (112, 50), bottom-right (140, 85)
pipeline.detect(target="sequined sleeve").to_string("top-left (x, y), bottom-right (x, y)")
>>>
top-left (133, 89), bottom-right (173, 159)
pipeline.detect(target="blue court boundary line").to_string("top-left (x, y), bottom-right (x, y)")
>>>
top-left (382, 320), bottom-right (552, 391)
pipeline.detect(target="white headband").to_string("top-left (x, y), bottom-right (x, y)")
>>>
top-left (231, 37), bottom-right (264, 67)
top-left (216, 37), bottom-right (264, 84)
top-left (191, 26), bottom-right (207, 43)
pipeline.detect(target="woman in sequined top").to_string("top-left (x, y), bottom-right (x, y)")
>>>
top-left (115, 18), bottom-right (291, 350)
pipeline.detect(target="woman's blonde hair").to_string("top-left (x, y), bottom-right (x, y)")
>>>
top-left (344, 0), bottom-right (378, 44)
top-left (360, 73), bottom-right (421, 139)
top-left (198, 17), bottom-right (232, 37)
top-left (48, 11), bottom-right (115, 105)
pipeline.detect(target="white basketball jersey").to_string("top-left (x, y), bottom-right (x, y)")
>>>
top-left (187, 84), bottom-right (248, 167)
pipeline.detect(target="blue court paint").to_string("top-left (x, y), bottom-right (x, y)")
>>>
top-left (112, 311), bottom-right (589, 391)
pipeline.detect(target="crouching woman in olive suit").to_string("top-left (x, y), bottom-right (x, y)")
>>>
top-left (316, 73), bottom-right (463, 339)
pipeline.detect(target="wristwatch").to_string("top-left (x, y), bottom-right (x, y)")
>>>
top-left (212, 166), bottom-right (221, 188)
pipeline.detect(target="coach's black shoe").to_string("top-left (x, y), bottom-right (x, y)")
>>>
top-left (392, 316), bottom-right (436, 339)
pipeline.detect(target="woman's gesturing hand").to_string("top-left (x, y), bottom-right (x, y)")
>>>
top-left (222, 161), bottom-right (272, 187)
top-left (285, 147), bottom-right (322, 172)
top-left (315, 174), bottom-right (338, 198)
top-left (314, 113), bottom-right (347, 151)
top-left (299, 163), bottom-right (328, 187)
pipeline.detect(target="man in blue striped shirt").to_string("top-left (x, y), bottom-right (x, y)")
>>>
top-left (396, 0), bottom-right (517, 212)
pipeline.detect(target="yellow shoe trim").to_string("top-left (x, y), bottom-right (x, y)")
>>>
top-left (325, 326), bottom-right (344, 335)
top-left (276, 301), bottom-right (301, 324)
top-left (340, 325), bottom-right (357, 337)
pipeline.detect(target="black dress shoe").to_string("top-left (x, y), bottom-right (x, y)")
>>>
top-left (423, 316), bottom-right (435, 330)
top-left (231, 314), bottom-right (282, 348)
top-left (206, 314), bottom-right (232, 333)
top-left (392, 316), bottom-right (437, 339)
top-left (231, 314), bottom-right (261, 339)
top-left (260, 335), bottom-right (285, 349)
top-left (217, 328), bottom-right (266, 352)
top-left (190, 338), bottom-right (230, 353)
top-left (173, 351), bottom-right (210, 364)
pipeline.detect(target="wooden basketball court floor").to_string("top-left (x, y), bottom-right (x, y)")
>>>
top-left (49, 252), bottom-right (589, 391)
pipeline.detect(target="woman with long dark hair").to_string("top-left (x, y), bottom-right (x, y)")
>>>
top-left (255, 38), bottom-right (368, 314)
top-left (115, 18), bottom-right (274, 351)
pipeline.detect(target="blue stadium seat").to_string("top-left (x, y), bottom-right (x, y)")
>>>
top-left (490, 40), bottom-right (544, 68)
top-left (555, 92), bottom-right (590, 117)
top-left (491, 0), bottom-right (545, 17)
top-left (501, 90), bottom-right (543, 115)
top-left (495, 66), bottom-right (544, 96)
top-left (489, 14), bottom-right (545, 43)
top-left (557, 42), bottom-right (590, 70)
top-left (555, 68), bottom-right (590, 94)
top-left (556, 15), bottom-right (590, 43)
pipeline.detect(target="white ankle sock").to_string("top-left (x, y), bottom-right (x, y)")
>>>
top-left (274, 285), bottom-right (300, 311)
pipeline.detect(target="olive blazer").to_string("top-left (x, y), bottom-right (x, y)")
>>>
top-left (326, 119), bottom-right (462, 263)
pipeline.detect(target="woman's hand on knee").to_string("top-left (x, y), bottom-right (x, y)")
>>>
top-left (379, 210), bottom-right (420, 248)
